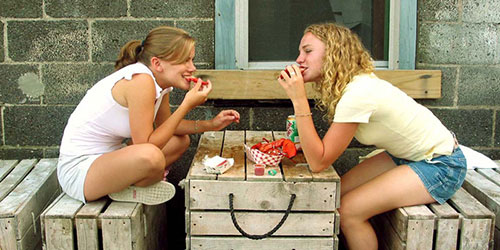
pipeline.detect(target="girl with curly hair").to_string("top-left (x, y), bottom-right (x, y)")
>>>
top-left (58, 26), bottom-right (240, 205)
top-left (278, 23), bottom-right (466, 249)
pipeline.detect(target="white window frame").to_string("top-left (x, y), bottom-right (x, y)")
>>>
top-left (216, 0), bottom-right (415, 70)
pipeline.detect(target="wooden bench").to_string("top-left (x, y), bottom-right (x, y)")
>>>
top-left (41, 193), bottom-right (167, 250)
top-left (461, 161), bottom-right (500, 250)
top-left (0, 159), bottom-right (61, 250)
top-left (371, 187), bottom-right (495, 250)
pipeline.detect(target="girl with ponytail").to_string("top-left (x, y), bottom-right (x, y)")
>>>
top-left (57, 26), bottom-right (240, 205)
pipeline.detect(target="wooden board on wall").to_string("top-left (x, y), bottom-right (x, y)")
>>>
top-left (195, 70), bottom-right (441, 100)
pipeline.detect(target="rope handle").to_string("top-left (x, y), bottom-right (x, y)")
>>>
top-left (228, 193), bottom-right (296, 240)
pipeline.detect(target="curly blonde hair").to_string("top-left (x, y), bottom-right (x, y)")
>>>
top-left (305, 23), bottom-right (374, 121)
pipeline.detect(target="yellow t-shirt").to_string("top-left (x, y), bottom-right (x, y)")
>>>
top-left (333, 73), bottom-right (454, 161)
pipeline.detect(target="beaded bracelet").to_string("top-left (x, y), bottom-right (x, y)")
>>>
top-left (194, 120), bottom-right (199, 132)
top-left (295, 113), bottom-right (312, 117)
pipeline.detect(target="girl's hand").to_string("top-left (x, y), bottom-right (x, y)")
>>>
top-left (277, 65), bottom-right (307, 103)
top-left (182, 79), bottom-right (212, 109)
top-left (210, 110), bottom-right (240, 131)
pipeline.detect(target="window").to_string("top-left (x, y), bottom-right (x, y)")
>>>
top-left (215, 0), bottom-right (416, 70)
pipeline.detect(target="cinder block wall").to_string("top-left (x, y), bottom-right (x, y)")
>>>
top-left (1, 1), bottom-right (499, 170)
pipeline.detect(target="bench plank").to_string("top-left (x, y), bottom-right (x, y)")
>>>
top-left (197, 69), bottom-right (441, 100)
top-left (0, 160), bottom-right (18, 181)
top-left (75, 198), bottom-right (108, 250)
top-left (0, 159), bottom-right (37, 202)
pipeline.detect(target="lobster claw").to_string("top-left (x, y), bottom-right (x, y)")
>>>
top-left (282, 139), bottom-right (297, 158)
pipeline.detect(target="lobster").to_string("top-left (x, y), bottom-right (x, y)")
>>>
top-left (251, 138), bottom-right (297, 158)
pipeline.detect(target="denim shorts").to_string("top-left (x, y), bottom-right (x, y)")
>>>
top-left (388, 146), bottom-right (467, 204)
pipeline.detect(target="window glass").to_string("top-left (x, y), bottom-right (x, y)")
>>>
top-left (248, 0), bottom-right (388, 62)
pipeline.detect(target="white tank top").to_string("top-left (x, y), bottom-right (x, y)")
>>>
top-left (59, 62), bottom-right (173, 156)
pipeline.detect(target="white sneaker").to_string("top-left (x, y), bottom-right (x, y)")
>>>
top-left (108, 181), bottom-right (176, 205)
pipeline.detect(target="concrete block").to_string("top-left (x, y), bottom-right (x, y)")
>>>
top-left (42, 63), bottom-right (114, 104)
top-left (0, 0), bottom-right (42, 18)
top-left (417, 23), bottom-right (499, 64)
top-left (130, 0), bottom-right (214, 18)
top-left (0, 148), bottom-right (44, 160)
top-left (251, 106), bottom-right (294, 130)
top-left (8, 21), bottom-right (88, 62)
top-left (91, 20), bottom-right (174, 62)
top-left (45, 0), bottom-right (127, 18)
top-left (417, 0), bottom-right (458, 21)
top-left (417, 65), bottom-right (457, 106)
top-left (44, 147), bottom-right (60, 158)
top-left (431, 108), bottom-right (493, 147)
top-left (4, 105), bottom-right (75, 146)
top-left (0, 64), bottom-right (41, 104)
top-left (458, 66), bottom-right (500, 106)
top-left (463, 0), bottom-right (500, 23)
top-left (177, 21), bottom-right (215, 65)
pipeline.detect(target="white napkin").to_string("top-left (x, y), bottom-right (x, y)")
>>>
top-left (203, 155), bottom-right (235, 174)
top-left (459, 145), bottom-right (498, 169)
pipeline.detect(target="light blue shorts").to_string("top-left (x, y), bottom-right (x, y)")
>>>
top-left (388, 146), bottom-right (467, 204)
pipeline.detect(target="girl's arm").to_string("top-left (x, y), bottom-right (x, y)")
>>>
top-left (292, 99), bottom-right (358, 172)
top-left (155, 94), bottom-right (240, 135)
top-left (126, 74), bottom-right (208, 148)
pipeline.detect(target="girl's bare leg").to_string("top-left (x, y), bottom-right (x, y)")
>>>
top-left (340, 151), bottom-right (397, 196)
top-left (339, 156), bottom-right (435, 250)
top-left (83, 135), bottom-right (190, 202)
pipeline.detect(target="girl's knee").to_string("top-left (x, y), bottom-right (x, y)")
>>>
top-left (137, 144), bottom-right (166, 173)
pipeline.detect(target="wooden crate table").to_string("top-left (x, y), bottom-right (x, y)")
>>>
top-left (0, 159), bottom-right (61, 250)
top-left (461, 162), bottom-right (500, 250)
top-left (371, 187), bottom-right (495, 250)
top-left (41, 193), bottom-right (167, 250)
top-left (184, 130), bottom-right (341, 250)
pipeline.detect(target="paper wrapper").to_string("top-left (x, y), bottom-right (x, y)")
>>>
top-left (244, 144), bottom-right (284, 167)
top-left (203, 155), bottom-right (234, 174)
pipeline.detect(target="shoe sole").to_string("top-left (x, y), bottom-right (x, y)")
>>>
top-left (109, 181), bottom-right (176, 205)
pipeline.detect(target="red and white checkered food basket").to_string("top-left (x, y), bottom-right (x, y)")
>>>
top-left (244, 144), bottom-right (284, 167)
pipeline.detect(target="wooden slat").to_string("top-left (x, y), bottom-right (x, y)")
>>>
top-left (190, 236), bottom-right (337, 250)
top-left (188, 180), bottom-right (336, 211)
top-left (462, 170), bottom-right (500, 228)
top-left (0, 159), bottom-right (37, 202)
top-left (190, 211), bottom-right (335, 236)
top-left (0, 160), bottom-right (18, 182)
top-left (43, 194), bottom-right (83, 250)
top-left (429, 202), bottom-right (459, 250)
top-left (0, 158), bottom-right (60, 246)
top-left (75, 198), bottom-right (108, 250)
top-left (477, 168), bottom-right (500, 186)
top-left (100, 202), bottom-right (142, 250)
top-left (219, 130), bottom-right (245, 181)
top-left (196, 69), bottom-right (441, 100)
top-left (188, 131), bottom-right (225, 180)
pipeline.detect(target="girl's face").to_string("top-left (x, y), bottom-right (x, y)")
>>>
top-left (158, 47), bottom-right (197, 90)
top-left (296, 32), bottom-right (326, 83)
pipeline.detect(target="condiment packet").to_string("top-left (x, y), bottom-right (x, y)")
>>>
top-left (203, 155), bottom-right (234, 174)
